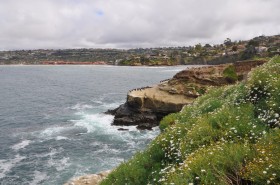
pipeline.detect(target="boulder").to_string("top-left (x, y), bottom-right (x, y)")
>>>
top-left (64, 170), bottom-right (111, 185)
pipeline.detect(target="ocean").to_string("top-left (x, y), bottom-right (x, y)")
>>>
top-left (0, 65), bottom-right (189, 185)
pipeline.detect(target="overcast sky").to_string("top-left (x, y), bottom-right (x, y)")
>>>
top-left (0, 0), bottom-right (279, 50)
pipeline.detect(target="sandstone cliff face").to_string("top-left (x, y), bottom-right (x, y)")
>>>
top-left (109, 60), bottom-right (267, 129)
top-left (64, 170), bottom-right (111, 185)
top-left (127, 86), bottom-right (193, 114)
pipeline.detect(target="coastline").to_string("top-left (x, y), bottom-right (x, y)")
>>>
top-left (100, 56), bottom-right (280, 184)
top-left (0, 63), bottom-right (189, 66)
top-left (64, 170), bottom-right (111, 185)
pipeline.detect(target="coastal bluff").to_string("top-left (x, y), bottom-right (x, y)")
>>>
top-left (108, 60), bottom-right (267, 129)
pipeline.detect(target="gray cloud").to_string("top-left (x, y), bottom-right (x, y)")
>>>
top-left (0, 0), bottom-right (279, 50)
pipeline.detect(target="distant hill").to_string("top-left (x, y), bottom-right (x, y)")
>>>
top-left (0, 35), bottom-right (279, 65)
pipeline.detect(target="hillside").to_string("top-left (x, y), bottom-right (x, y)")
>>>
top-left (0, 35), bottom-right (279, 65)
top-left (110, 60), bottom-right (266, 130)
top-left (101, 56), bottom-right (280, 184)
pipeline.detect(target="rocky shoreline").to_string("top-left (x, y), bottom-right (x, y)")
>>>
top-left (107, 60), bottom-right (267, 130)
top-left (65, 60), bottom-right (267, 185)
top-left (64, 170), bottom-right (111, 185)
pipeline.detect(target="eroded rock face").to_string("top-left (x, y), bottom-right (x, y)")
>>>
top-left (64, 170), bottom-right (111, 185)
top-left (108, 60), bottom-right (267, 129)
top-left (110, 103), bottom-right (159, 130)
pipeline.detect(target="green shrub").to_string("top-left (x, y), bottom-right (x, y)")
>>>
top-left (223, 65), bottom-right (238, 83)
top-left (101, 56), bottom-right (280, 185)
top-left (246, 56), bottom-right (280, 127)
top-left (242, 129), bottom-right (280, 184)
top-left (101, 143), bottom-right (165, 185)
top-left (165, 142), bottom-right (255, 185)
top-left (159, 113), bottom-right (179, 131)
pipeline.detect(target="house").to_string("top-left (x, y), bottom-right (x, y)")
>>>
top-left (255, 46), bottom-right (268, 53)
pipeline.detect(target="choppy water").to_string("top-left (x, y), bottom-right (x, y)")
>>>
top-left (0, 65), bottom-right (190, 185)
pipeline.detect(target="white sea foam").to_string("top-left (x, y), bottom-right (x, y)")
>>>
top-left (70, 103), bottom-right (93, 110)
top-left (30, 171), bottom-right (48, 185)
top-left (55, 136), bottom-right (69, 140)
top-left (49, 147), bottom-right (63, 157)
top-left (0, 154), bottom-right (26, 179)
top-left (48, 154), bottom-right (70, 172)
top-left (70, 100), bottom-right (122, 114)
top-left (101, 102), bottom-right (123, 109)
top-left (72, 111), bottom-right (160, 160)
top-left (73, 111), bottom-right (159, 142)
top-left (56, 157), bottom-right (70, 171)
top-left (93, 143), bottom-right (121, 155)
top-left (91, 99), bottom-right (103, 105)
top-left (47, 148), bottom-right (65, 170)
top-left (10, 140), bottom-right (31, 151)
top-left (73, 113), bottom-right (114, 133)
top-left (40, 127), bottom-right (67, 138)
top-left (48, 155), bottom-right (70, 172)
top-left (32, 126), bottom-right (74, 143)
top-left (91, 97), bottom-right (124, 109)
top-left (33, 147), bottom-right (63, 159)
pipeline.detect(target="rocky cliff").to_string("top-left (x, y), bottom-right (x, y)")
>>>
top-left (64, 170), bottom-right (111, 185)
top-left (108, 60), bottom-right (267, 129)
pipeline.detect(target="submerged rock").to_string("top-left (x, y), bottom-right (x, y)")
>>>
top-left (117, 128), bottom-right (129, 131)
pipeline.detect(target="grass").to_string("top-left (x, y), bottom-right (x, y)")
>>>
top-left (101, 56), bottom-right (280, 185)
top-left (223, 65), bottom-right (238, 83)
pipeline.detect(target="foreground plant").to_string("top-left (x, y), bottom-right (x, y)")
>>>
top-left (101, 56), bottom-right (280, 185)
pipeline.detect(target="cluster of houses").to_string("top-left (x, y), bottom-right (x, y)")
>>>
top-left (124, 35), bottom-right (280, 65)
top-left (1, 35), bottom-right (279, 65)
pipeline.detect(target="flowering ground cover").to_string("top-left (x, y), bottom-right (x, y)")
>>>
top-left (101, 56), bottom-right (280, 185)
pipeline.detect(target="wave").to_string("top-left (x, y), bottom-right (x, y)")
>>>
top-left (72, 111), bottom-right (160, 147)
top-left (0, 154), bottom-right (26, 179)
top-left (70, 99), bottom-right (123, 112)
top-left (70, 103), bottom-right (94, 110)
top-left (55, 136), bottom-right (69, 140)
top-left (39, 126), bottom-right (72, 138)
top-left (73, 113), bottom-right (114, 133)
top-left (10, 140), bottom-right (31, 151)
top-left (48, 156), bottom-right (70, 172)
top-left (30, 171), bottom-right (48, 185)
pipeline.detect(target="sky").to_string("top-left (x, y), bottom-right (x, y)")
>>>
top-left (0, 0), bottom-right (279, 50)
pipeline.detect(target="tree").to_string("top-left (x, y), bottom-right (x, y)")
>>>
top-left (195, 44), bottom-right (202, 52)
top-left (224, 38), bottom-right (233, 47)
top-left (247, 40), bottom-right (260, 48)
top-left (232, 45), bottom-right (238, 52)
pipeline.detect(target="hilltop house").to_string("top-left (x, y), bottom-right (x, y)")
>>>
top-left (255, 46), bottom-right (268, 53)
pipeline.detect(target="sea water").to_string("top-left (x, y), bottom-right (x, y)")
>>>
top-left (0, 65), bottom-right (190, 185)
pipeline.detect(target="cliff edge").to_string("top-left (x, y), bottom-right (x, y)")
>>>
top-left (108, 60), bottom-right (267, 129)
top-left (101, 56), bottom-right (280, 185)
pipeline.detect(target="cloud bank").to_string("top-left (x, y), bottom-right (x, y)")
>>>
top-left (0, 0), bottom-right (279, 50)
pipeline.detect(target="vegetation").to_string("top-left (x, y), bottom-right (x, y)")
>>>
top-left (101, 56), bottom-right (280, 185)
top-left (0, 35), bottom-right (279, 65)
top-left (223, 65), bottom-right (238, 83)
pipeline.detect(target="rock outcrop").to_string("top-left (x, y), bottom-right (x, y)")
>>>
top-left (64, 170), bottom-right (111, 185)
top-left (108, 60), bottom-right (267, 129)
